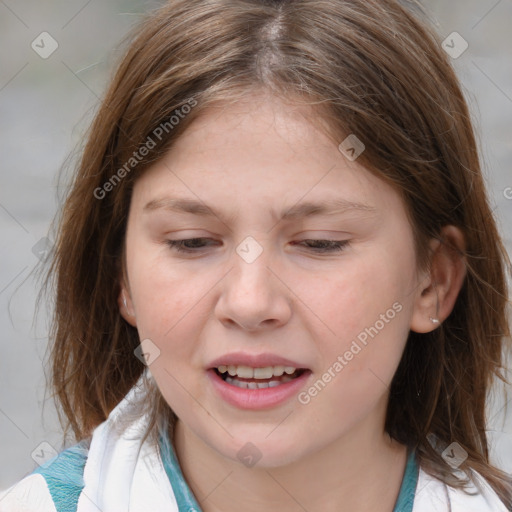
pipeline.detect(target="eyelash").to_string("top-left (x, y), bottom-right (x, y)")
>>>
top-left (165, 238), bottom-right (349, 254)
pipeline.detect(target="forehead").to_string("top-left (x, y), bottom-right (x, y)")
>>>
top-left (175, 90), bottom-right (338, 152)
top-left (129, 93), bottom-right (403, 224)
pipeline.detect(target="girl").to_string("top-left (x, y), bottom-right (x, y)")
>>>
top-left (1, 0), bottom-right (511, 510)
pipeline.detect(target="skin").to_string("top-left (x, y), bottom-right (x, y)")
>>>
top-left (119, 91), bottom-right (466, 512)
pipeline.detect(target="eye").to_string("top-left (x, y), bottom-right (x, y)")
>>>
top-left (293, 239), bottom-right (350, 253)
top-left (165, 238), bottom-right (350, 255)
top-left (165, 238), bottom-right (216, 253)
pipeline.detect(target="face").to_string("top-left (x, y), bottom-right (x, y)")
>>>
top-left (120, 91), bottom-right (427, 467)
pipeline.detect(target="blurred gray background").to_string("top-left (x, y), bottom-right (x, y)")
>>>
top-left (0, 0), bottom-right (511, 490)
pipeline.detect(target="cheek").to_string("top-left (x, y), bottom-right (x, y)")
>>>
top-left (127, 247), bottom-right (212, 357)
top-left (305, 253), bottom-right (410, 339)
top-left (301, 247), bottom-right (413, 388)
top-left (128, 258), bottom-right (212, 407)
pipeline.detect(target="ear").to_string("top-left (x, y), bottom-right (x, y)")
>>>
top-left (410, 225), bottom-right (467, 333)
top-left (118, 279), bottom-right (137, 327)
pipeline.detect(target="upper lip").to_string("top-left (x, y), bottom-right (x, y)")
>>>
top-left (208, 352), bottom-right (309, 369)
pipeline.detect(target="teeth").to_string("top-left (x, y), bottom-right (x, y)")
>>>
top-left (254, 367), bottom-right (273, 379)
top-left (272, 365), bottom-right (285, 376)
top-left (236, 365), bottom-right (255, 378)
top-left (217, 364), bottom-right (298, 379)
top-left (225, 375), bottom-right (295, 389)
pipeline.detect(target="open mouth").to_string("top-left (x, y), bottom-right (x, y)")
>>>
top-left (213, 365), bottom-right (309, 389)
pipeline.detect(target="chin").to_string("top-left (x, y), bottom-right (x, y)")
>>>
top-left (216, 434), bottom-right (308, 469)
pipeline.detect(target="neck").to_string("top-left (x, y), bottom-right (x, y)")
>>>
top-left (172, 419), bottom-right (408, 512)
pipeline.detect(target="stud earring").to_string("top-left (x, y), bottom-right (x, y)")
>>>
top-left (429, 316), bottom-right (440, 324)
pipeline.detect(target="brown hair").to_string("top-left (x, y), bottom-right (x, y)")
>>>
top-left (39, 0), bottom-right (512, 505)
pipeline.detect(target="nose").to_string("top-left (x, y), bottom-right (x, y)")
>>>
top-left (214, 241), bottom-right (292, 332)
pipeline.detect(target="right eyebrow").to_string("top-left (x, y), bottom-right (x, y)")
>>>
top-left (143, 196), bottom-right (378, 225)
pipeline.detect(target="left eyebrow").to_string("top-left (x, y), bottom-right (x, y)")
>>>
top-left (143, 196), bottom-right (378, 224)
top-left (280, 198), bottom-right (377, 220)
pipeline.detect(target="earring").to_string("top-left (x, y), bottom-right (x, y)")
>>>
top-left (429, 316), bottom-right (440, 324)
top-left (122, 292), bottom-right (128, 311)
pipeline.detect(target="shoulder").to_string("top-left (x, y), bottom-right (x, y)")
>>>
top-left (0, 439), bottom-right (90, 512)
top-left (413, 465), bottom-right (510, 512)
top-left (0, 473), bottom-right (56, 512)
top-left (0, 374), bottom-right (175, 512)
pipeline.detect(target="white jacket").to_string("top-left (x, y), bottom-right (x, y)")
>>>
top-left (0, 372), bottom-right (509, 512)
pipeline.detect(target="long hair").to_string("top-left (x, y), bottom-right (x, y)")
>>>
top-left (39, 0), bottom-right (512, 505)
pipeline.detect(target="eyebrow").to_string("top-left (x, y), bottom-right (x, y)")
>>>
top-left (143, 196), bottom-right (377, 224)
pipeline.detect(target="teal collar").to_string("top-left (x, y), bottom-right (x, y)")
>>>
top-left (159, 432), bottom-right (418, 512)
top-left (158, 430), bottom-right (202, 511)
top-left (393, 447), bottom-right (419, 512)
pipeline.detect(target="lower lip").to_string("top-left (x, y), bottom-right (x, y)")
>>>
top-left (207, 369), bottom-right (312, 410)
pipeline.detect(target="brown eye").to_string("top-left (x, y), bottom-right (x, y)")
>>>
top-left (293, 239), bottom-right (350, 253)
top-left (165, 238), bottom-right (217, 253)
